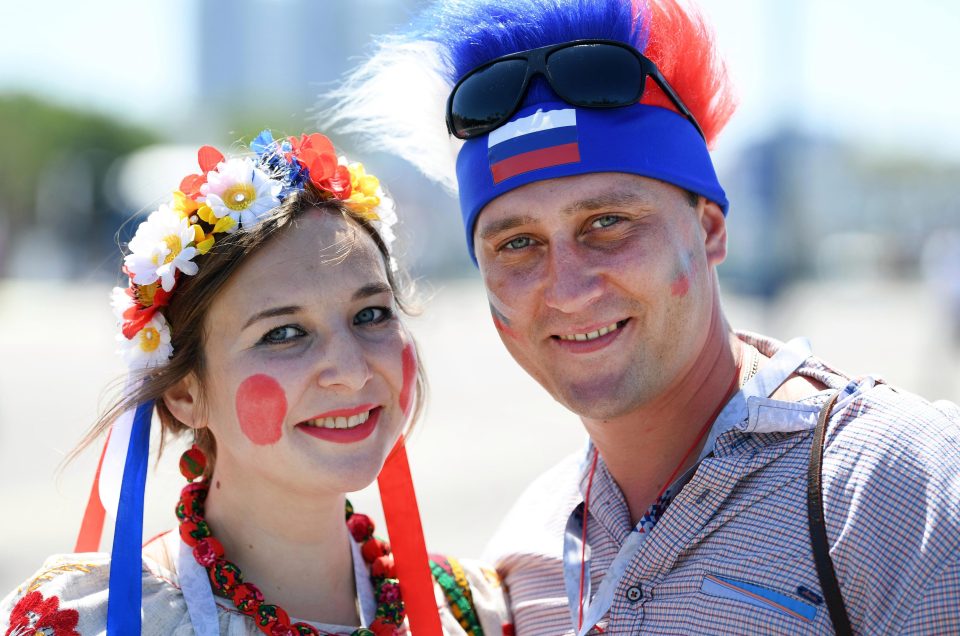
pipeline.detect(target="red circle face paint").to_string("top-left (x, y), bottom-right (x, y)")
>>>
top-left (399, 344), bottom-right (416, 416)
top-left (235, 374), bottom-right (287, 445)
top-left (670, 273), bottom-right (690, 297)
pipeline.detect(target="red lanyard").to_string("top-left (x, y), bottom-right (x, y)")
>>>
top-left (577, 371), bottom-right (739, 632)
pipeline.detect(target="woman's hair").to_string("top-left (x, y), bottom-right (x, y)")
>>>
top-left (70, 183), bottom-right (426, 472)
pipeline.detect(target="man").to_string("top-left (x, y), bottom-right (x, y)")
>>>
top-left (331, 0), bottom-right (960, 633)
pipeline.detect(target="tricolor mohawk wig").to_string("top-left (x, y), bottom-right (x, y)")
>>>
top-left (324, 0), bottom-right (736, 193)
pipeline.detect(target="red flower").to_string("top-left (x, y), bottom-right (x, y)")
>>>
top-left (119, 283), bottom-right (174, 340)
top-left (193, 537), bottom-right (224, 567)
top-left (5, 591), bottom-right (79, 636)
top-left (347, 513), bottom-right (375, 542)
top-left (287, 133), bottom-right (352, 200)
top-left (179, 145), bottom-right (225, 200)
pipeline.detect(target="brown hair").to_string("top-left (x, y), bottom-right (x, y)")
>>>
top-left (69, 184), bottom-right (426, 472)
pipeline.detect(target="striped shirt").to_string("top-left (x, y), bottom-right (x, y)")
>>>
top-left (485, 332), bottom-right (960, 635)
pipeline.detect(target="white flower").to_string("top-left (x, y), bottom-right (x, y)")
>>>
top-left (117, 313), bottom-right (173, 369)
top-left (373, 191), bottom-right (398, 249)
top-left (124, 205), bottom-right (199, 292)
top-left (110, 286), bottom-right (134, 321)
top-left (200, 157), bottom-right (282, 229)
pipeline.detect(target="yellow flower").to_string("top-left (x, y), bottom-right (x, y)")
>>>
top-left (197, 204), bottom-right (218, 225)
top-left (346, 163), bottom-right (381, 220)
top-left (172, 191), bottom-right (200, 218)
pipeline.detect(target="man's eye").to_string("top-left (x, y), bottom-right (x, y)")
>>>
top-left (354, 307), bottom-right (393, 325)
top-left (591, 215), bottom-right (622, 229)
top-left (259, 325), bottom-right (305, 345)
top-left (503, 236), bottom-right (533, 250)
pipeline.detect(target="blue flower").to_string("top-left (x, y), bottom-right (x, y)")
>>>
top-left (250, 129), bottom-right (275, 156)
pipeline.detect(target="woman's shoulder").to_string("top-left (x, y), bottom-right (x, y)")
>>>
top-left (0, 550), bottom-right (190, 636)
top-left (430, 554), bottom-right (513, 636)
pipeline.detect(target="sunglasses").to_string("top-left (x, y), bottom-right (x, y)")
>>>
top-left (446, 39), bottom-right (705, 141)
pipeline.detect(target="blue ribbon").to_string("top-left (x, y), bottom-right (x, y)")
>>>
top-left (105, 400), bottom-right (154, 636)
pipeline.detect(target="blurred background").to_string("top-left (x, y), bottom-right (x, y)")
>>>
top-left (1, 0), bottom-right (959, 594)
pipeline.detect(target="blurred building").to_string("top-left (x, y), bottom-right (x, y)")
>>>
top-left (720, 129), bottom-right (960, 297)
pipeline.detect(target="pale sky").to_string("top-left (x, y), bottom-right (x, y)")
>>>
top-left (2, 0), bottom-right (959, 161)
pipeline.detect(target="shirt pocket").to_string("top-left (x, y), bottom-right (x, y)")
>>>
top-left (639, 552), bottom-right (832, 635)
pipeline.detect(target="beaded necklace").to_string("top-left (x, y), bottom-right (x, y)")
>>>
top-left (176, 481), bottom-right (405, 636)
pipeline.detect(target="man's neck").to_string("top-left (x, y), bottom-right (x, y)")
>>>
top-left (203, 462), bottom-right (360, 625)
top-left (582, 301), bottom-right (742, 526)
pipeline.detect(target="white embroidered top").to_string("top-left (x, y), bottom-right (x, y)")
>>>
top-left (1, 531), bottom-right (510, 636)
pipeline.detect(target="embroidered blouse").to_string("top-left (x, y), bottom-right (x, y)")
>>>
top-left (1, 531), bottom-right (511, 636)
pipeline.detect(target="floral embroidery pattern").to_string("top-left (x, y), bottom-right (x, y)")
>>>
top-left (5, 591), bottom-right (79, 636)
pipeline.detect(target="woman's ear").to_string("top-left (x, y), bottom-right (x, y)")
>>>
top-left (162, 374), bottom-right (205, 429)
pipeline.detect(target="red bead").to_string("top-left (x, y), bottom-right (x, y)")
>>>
top-left (231, 582), bottom-right (264, 613)
top-left (371, 554), bottom-right (395, 579)
top-left (369, 617), bottom-right (399, 636)
top-left (347, 513), bottom-right (375, 542)
top-left (257, 604), bottom-right (291, 629)
top-left (179, 445), bottom-right (207, 481)
top-left (193, 537), bottom-right (224, 567)
top-left (292, 622), bottom-right (321, 635)
top-left (209, 559), bottom-right (244, 594)
top-left (377, 580), bottom-right (401, 605)
top-left (362, 538), bottom-right (389, 564)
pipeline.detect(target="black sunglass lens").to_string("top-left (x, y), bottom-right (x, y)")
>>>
top-left (451, 59), bottom-right (528, 137)
top-left (548, 44), bottom-right (644, 107)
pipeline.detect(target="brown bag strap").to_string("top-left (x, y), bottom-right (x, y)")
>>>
top-left (807, 390), bottom-right (854, 635)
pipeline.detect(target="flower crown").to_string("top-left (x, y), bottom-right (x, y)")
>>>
top-left (111, 130), bottom-right (398, 370)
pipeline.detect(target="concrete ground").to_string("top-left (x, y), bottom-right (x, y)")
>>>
top-left (1, 276), bottom-right (957, 592)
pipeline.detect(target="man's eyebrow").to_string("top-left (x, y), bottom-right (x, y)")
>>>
top-left (477, 215), bottom-right (538, 242)
top-left (559, 191), bottom-right (650, 215)
top-left (243, 305), bottom-right (301, 330)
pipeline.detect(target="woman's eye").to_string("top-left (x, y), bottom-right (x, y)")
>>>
top-left (259, 325), bottom-right (305, 345)
top-left (502, 236), bottom-right (533, 251)
top-left (591, 215), bottom-right (622, 229)
top-left (354, 306), bottom-right (393, 325)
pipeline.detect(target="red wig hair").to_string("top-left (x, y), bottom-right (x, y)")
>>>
top-left (638, 0), bottom-right (737, 148)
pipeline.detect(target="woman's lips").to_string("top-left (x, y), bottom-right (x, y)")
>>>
top-left (296, 406), bottom-right (380, 444)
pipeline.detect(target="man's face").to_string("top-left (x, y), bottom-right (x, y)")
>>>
top-left (474, 172), bottom-right (727, 420)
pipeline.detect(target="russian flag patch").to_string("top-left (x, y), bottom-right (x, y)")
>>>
top-left (487, 108), bottom-right (580, 184)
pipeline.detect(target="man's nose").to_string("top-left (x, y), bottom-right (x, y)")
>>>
top-left (542, 240), bottom-right (603, 314)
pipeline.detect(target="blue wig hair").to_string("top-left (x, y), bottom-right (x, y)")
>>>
top-left (324, 0), bottom-right (735, 261)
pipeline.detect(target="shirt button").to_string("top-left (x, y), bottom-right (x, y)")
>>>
top-left (626, 585), bottom-right (642, 602)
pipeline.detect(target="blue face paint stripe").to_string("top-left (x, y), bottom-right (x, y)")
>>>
top-left (701, 574), bottom-right (817, 623)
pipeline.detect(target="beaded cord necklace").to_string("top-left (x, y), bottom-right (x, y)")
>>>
top-left (176, 480), bottom-right (405, 636)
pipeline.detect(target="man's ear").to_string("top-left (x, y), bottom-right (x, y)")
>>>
top-left (162, 373), bottom-right (205, 430)
top-left (698, 198), bottom-right (728, 267)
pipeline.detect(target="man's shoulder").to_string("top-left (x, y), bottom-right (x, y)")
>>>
top-left (827, 381), bottom-right (960, 477)
top-left (483, 450), bottom-right (585, 566)
top-left (822, 383), bottom-right (960, 626)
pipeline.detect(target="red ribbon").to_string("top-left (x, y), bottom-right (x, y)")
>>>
top-left (75, 428), bottom-right (111, 552)
top-left (378, 436), bottom-right (442, 636)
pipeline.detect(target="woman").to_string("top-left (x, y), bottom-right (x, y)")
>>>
top-left (0, 131), bottom-right (510, 635)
